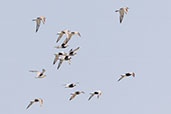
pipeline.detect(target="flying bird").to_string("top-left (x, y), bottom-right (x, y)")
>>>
top-left (53, 51), bottom-right (67, 65)
top-left (56, 29), bottom-right (70, 43)
top-left (69, 91), bottom-right (85, 101)
top-left (26, 98), bottom-right (43, 109)
top-left (118, 72), bottom-right (135, 81)
top-left (32, 16), bottom-right (46, 32)
top-left (57, 55), bottom-right (71, 70)
top-left (88, 90), bottom-right (102, 101)
top-left (115, 7), bottom-right (129, 23)
top-left (68, 47), bottom-right (80, 56)
top-left (64, 82), bottom-right (79, 88)
top-left (29, 69), bottom-right (46, 78)
top-left (62, 31), bottom-right (81, 45)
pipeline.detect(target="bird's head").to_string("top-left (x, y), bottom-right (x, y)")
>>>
top-left (132, 72), bottom-right (135, 77)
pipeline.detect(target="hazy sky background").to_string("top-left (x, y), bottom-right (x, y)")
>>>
top-left (0, 0), bottom-right (171, 114)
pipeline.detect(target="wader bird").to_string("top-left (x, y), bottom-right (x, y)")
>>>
top-left (69, 91), bottom-right (85, 101)
top-left (64, 82), bottom-right (79, 88)
top-left (57, 55), bottom-right (71, 70)
top-left (88, 90), bottom-right (102, 101)
top-left (56, 29), bottom-right (70, 43)
top-left (115, 7), bottom-right (129, 23)
top-left (68, 47), bottom-right (80, 56)
top-left (63, 31), bottom-right (81, 45)
top-left (32, 16), bottom-right (46, 32)
top-left (118, 72), bottom-right (135, 81)
top-left (26, 98), bottom-right (43, 109)
top-left (29, 69), bottom-right (46, 78)
top-left (53, 51), bottom-right (67, 65)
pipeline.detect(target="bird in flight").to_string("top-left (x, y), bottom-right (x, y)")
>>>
top-left (63, 31), bottom-right (81, 45)
top-left (26, 98), bottom-right (43, 109)
top-left (29, 69), bottom-right (46, 78)
top-left (115, 7), bottom-right (129, 23)
top-left (57, 55), bottom-right (71, 70)
top-left (64, 82), bottom-right (79, 88)
top-left (68, 47), bottom-right (80, 56)
top-left (118, 72), bottom-right (135, 81)
top-left (32, 16), bottom-right (46, 32)
top-left (53, 51), bottom-right (67, 65)
top-left (88, 90), bottom-right (102, 101)
top-left (69, 91), bottom-right (85, 101)
top-left (56, 29), bottom-right (70, 43)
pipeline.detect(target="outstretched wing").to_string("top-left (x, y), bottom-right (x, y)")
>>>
top-left (64, 30), bottom-right (70, 39)
top-left (119, 10), bottom-right (124, 23)
top-left (26, 101), bottom-right (34, 109)
top-left (56, 33), bottom-right (64, 43)
top-left (118, 76), bottom-right (124, 82)
top-left (88, 94), bottom-right (94, 101)
top-left (36, 19), bottom-right (41, 32)
top-left (69, 49), bottom-right (73, 53)
top-left (73, 47), bottom-right (80, 52)
top-left (69, 94), bottom-right (76, 101)
top-left (63, 37), bottom-right (70, 45)
top-left (57, 59), bottom-right (63, 70)
top-left (40, 16), bottom-right (45, 24)
top-left (53, 54), bottom-right (59, 65)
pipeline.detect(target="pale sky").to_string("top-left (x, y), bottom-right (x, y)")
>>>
top-left (0, 0), bottom-right (171, 114)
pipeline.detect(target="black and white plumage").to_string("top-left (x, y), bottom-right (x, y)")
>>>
top-left (88, 90), bottom-right (102, 101)
top-left (69, 91), bottom-right (85, 101)
top-left (29, 69), bottom-right (46, 78)
top-left (64, 82), bottom-right (79, 88)
top-left (26, 98), bottom-right (43, 109)
top-left (118, 72), bottom-right (135, 81)
top-left (53, 51), bottom-right (67, 65)
top-left (68, 47), bottom-right (80, 56)
top-left (57, 55), bottom-right (71, 70)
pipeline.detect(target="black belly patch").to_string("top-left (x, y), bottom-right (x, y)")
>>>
top-left (126, 73), bottom-right (131, 76)
top-left (94, 92), bottom-right (98, 94)
top-left (69, 84), bottom-right (74, 88)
